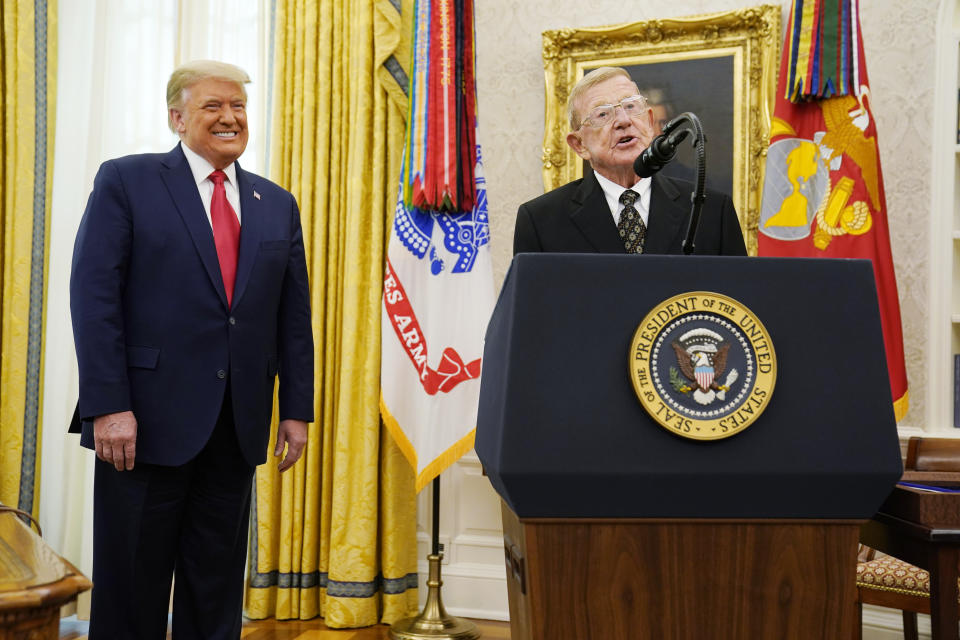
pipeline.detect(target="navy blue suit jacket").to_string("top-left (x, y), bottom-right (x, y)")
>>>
top-left (513, 170), bottom-right (747, 256)
top-left (70, 145), bottom-right (314, 467)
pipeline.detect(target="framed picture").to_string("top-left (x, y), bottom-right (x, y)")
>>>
top-left (542, 5), bottom-right (781, 254)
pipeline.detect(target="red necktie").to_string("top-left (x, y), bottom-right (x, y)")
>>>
top-left (209, 170), bottom-right (241, 307)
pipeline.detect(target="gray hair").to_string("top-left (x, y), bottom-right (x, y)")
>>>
top-left (567, 67), bottom-right (634, 130)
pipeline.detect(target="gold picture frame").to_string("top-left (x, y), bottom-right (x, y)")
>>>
top-left (542, 5), bottom-right (781, 255)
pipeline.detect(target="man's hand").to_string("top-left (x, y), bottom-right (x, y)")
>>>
top-left (94, 411), bottom-right (137, 471)
top-left (275, 419), bottom-right (308, 472)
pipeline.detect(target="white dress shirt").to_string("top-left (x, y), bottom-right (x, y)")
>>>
top-left (594, 171), bottom-right (651, 227)
top-left (180, 142), bottom-right (242, 226)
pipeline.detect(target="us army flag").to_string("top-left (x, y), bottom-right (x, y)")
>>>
top-left (380, 0), bottom-right (494, 492)
top-left (758, 0), bottom-right (908, 420)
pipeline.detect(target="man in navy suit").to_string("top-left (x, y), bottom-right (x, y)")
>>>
top-left (70, 60), bottom-right (314, 639)
top-left (514, 66), bottom-right (746, 256)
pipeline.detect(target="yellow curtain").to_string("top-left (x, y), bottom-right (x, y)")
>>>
top-left (0, 0), bottom-right (56, 515)
top-left (244, 0), bottom-right (418, 627)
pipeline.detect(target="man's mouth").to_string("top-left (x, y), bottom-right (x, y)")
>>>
top-left (214, 132), bottom-right (238, 139)
top-left (615, 135), bottom-right (636, 148)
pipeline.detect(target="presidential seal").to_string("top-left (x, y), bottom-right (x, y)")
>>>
top-left (628, 292), bottom-right (776, 440)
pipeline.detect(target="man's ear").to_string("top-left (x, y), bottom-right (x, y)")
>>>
top-left (636, 108), bottom-right (656, 148)
top-left (566, 132), bottom-right (590, 160)
top-left (642, 107), bottom-right (655, 131)
top-left (169, 109), bottom-right (185, 133)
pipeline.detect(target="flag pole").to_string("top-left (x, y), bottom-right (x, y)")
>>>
top-left (388, 476), bottom-right (480, 640)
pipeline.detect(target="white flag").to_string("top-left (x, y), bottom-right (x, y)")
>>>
top-left (381, 154), bottom-right (494, 491)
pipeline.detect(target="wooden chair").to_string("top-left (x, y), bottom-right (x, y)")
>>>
top-left (856, 437), bottom-right (960, 639)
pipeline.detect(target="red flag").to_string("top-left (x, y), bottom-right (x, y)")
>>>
top-left (758, 0), bottom-right (908, 421)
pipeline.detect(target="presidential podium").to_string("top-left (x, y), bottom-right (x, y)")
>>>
top-left (475, 254), bottom-right (902, 640)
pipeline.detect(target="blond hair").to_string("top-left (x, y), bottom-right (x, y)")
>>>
top-left (567, 67), bottom-right (635, 130)
top-left (166, 60), bottom-right (251, 132)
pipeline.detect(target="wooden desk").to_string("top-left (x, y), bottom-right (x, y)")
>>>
top-left (0, 510), bottom-right (91, 640)
top-left (860, 485), bottom-right (960, 640)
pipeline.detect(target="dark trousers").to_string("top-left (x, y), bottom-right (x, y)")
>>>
top-left (88, 396), bottom-right (255, 640)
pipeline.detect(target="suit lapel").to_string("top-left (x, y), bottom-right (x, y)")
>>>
top-left (644, 174), bottom-right (688, 254)
top-left (159, 145), bottom-right (229, 308)
top-left (231, 164), bottom-right (262, 309)
top-left (570, 170), bottom-right (626, 253)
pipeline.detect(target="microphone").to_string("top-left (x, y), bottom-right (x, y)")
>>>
top-left (629, 111), bottom-right (706, 254)
top-left (633, 127), bottom-right (690, 178)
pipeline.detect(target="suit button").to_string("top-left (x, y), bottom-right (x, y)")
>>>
top-left (217, 369), bottom-right (226, 379)
top-left (229, 317), bottom-right (236, 325)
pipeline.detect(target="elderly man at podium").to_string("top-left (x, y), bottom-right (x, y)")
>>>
top-left (513, 66), bottom-right (746, 257)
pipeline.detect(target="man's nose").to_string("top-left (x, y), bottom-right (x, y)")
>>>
top-left (611, 104), bottom-right (631, 126)
top-left (219, 107), bottom-right (237, 123)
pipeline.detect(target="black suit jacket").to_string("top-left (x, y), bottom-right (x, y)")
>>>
top-left (513, 170), bottom-right (746, 256)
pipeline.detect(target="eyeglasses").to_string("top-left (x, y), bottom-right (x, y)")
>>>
top-left (578, 95), bottom-right (649, 129)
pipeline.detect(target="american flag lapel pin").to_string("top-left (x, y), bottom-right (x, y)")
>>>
top-left (253, 190), bottom-right (261, 200)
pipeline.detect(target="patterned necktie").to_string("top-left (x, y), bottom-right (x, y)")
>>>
top-left (209, 170), bottom-right (241, 307)
top-left (617, 189), bottom-right (646, 254)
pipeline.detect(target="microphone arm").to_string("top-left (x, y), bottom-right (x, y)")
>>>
top-left (676, 112), bottom-right (706, 256)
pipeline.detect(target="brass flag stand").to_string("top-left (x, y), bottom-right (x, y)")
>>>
top-left (389, 476), bottom-right (480, 640)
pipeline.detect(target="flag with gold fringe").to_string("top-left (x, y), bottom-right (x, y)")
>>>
top-left (758, 0), bottom-right (908, 421)
top-left (381, 0), bottom-right (494, 492)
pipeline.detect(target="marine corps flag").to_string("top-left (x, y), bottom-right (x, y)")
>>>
top-left (381, 0), bottom-right (494, 491)
top-left (759, 0), bottom-right (908, 421)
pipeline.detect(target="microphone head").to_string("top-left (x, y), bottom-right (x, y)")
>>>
top-left (634, 129), bottom-right (689, 178)
top-left (633, 148), bottom-right (661, 178)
